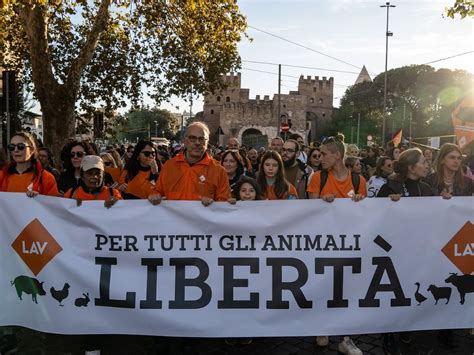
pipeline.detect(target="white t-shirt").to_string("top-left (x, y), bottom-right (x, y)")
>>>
top-left (367, 175), bottom-right (387, 198)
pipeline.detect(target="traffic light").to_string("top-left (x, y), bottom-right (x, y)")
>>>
top-left (1, 70), bottom-right (18, 116)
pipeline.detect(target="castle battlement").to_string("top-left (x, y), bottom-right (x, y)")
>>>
top-left (202, 72), bottom-right (334, 145)
top-left (221, 72), bottom-right (241, 86)
top-left (298, 75), bottom-right (334, 88)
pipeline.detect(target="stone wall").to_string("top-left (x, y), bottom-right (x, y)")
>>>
top-left (203, 73), bottom-right (334, 145)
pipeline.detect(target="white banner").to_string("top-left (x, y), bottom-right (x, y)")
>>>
top-left (0, 193), bottom-right (473, 337)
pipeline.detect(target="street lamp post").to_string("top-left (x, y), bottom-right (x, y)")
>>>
top-left (380, 2), bottom-right (396, 147)
top-left (154, 120), bottom-right (158, 139)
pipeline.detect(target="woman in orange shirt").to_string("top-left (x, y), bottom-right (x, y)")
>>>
top-left (64, 156), bottom-right (122, 208)
top-left (118, 140), bottom-right (161, 199)
top-left (0, 132), bottom-right (58, 196)
top-left (257, 150), bottom-right (298, 200)
top-left (100, 152), bottom-right (122, 184)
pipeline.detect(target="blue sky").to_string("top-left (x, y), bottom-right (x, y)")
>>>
top-left (160, 0), bottom-right (473, 113)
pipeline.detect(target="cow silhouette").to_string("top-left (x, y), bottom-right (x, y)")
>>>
top-left (445, 273), bottom-right (474, 305)
top-left (11, 275), bottom-right (46, 304)
top-left (74, 293), bottom-right (90, 307)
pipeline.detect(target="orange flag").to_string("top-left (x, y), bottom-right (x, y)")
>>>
top-left (452, 94), bottom-right (474, 149)
top-left (391, 129), bottom-right (402, 147)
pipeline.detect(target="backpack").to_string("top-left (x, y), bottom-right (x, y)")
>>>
top-left (319, 170), bottom-right (360, 195)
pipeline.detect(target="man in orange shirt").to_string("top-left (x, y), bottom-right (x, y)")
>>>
top-left (148, 122), bottom-right (231, 206)
top-left (307, 136), bottom-right (366, 202)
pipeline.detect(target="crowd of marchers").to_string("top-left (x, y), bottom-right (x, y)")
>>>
top-left (0, 122), bottom-right (473, 355)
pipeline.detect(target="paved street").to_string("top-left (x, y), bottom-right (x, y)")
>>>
top-left (13, 328), bottom-right (474, 354)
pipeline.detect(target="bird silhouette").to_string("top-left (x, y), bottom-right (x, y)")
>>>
top-left (414, 282), bottom-right (427, 305)
top-left (50, 283), bottom-right (70, 306)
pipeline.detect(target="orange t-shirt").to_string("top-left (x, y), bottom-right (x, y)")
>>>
top-left (307, 170), bottom-right (367, 198)
top-left (156, 152), bottom-right (231, 201)
top-left (105, 167), bottom-right (122, 183)
top-left (118, 169), bottom-right (158, 199)
top-left (264, 183), bottom-right (298, 200)
top-left (0, 165), bottom-right (58, 196)
top-left (64, 185), bottom-right (123, 201)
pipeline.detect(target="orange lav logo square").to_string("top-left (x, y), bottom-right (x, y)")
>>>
top-left (11, 219), bottom-right (62, 276)
top-left (441, 221), bottom-right (474, 275)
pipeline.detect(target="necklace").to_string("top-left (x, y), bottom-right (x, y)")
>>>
top-left (402, 181), bottom-right (422, 197)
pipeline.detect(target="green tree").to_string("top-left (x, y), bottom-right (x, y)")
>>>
top-left (116, 107), bottom-right (178, 143)
top-left (446, 0), bottom-right (474, 18)
top-left (0, 0), bottom-right (247, 156)
top-left (331, 65), bottom-right (472, 145)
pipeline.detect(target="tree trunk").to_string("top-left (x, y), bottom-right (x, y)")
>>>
top-left (41, 89), bottom-right (77, 164)
top-left (15, 0), bottom-right (112, 161)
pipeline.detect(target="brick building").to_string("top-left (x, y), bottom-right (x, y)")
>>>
top-left (202, 72), bottom-right (334, 147)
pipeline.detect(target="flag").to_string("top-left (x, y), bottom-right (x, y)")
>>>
top-left (452, 94), bottom-right (474, 148)
top-left (391, 129), bottom-right (402, 147)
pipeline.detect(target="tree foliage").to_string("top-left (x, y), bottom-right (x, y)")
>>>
top-left (0, 0), bottom-right (247, 156)
top-left (115, 107), bottom-right (178, 143)
top-left (331, 65), bottom-right (473, 145)
top-left (446, 0), bottom-right (474, 18)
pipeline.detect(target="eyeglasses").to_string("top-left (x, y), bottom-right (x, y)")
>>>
top-left (311, 154), bottom-right (321, 159)
top-left (70, 151), bottom-right (86, 158)
top-left (7, 143), bottom-right (31, 151)
top-left (186, 135), bottom-right (208, 144)
top-left (281, 148), bottom-right (296, 153)
top-left (141, 151), bottom-right (156, 157)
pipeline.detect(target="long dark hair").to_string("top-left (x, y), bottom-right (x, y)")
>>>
top-left (257, 150), bottom-right (290, 199)
top-left (233, 175), bottom-right (262, 200)
top-left (0, 147), bottom-right (6, 168)
top-left (307, 147), bottom-right (322, 171)
top-left (61, 141), bottom-right (91, 175)
top-left (435, 143), bottom-right (465, 190)
top-left (220, 150), bottom-right (245, 178)
top-left (38, 147), bottom-right (56, 169)
top-left (374, 156), bottom-right (392, 178)
top-left (124, 140), bottom-right (160, 182)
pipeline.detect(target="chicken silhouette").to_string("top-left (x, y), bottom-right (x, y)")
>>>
top-left (50, 283), bottom-right (70, 306)
top-left (414, 282), bottom-right (427, 305)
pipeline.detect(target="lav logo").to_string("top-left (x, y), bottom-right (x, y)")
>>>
top-left (11, 219), bottom-right (62, 276)
top-left (441, 221), bottom-right (474, 275)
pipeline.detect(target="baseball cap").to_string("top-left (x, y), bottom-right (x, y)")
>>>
top-left (81, 155), bottom-right (104, 172)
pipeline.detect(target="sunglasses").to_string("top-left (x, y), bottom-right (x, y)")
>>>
top-left (312, 154), bottom-right (321, 159)
top-left (70, 151), bottom-right (86, 158)
top-left (7, 143), bottom-right (31, 151)
top-left (141, 151), bottom-right (156, 157)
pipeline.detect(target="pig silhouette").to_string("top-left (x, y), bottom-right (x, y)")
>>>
top-left (11, 275), bottom-right (46, 304)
